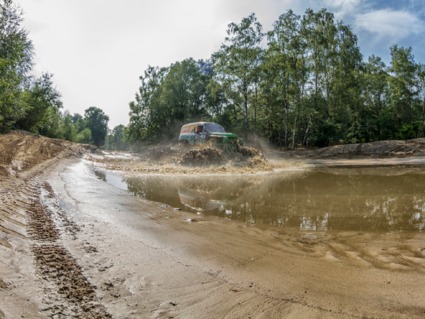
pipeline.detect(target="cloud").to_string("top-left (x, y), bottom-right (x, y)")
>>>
top-left (323, 0), bottom-right (363, 18)
top-left (355, 9), bottom-right (425, 41)
top-left (214, 0), bottom-right (307, 29)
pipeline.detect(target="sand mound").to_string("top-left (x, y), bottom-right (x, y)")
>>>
top-left (240, 146), bottom-right (262, 157)
top-left (314, 139), bottom-right (425, 158)
top-left (180, 147), bottom-right (224, 166)
top-left (179, 145), bottom-right (271, 170)
top-left (0, 131), bottom-right (93, 177)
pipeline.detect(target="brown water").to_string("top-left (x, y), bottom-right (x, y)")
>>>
top-left (95, 167), bottom-right (425, 233)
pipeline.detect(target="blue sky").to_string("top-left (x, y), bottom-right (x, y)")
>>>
top-left (14, 0), bottom-right (425, 128)
top-left (315, 0), bottom-right (425, 62)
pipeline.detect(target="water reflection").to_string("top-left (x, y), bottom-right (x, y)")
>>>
top-left (102, 167), bottom-right (425, 232)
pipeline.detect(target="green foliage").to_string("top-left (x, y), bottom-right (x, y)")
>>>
top-left (61, 112), bottom-right (77, 141)
top-left (75, 128), bottom-right (92, 144)
top-left (128, 59), bottom-right (216, 142)
top-left (128, 65), bottom-right (166, 141)
top-left (387, 46), bottom-right (418, 130)
top-left (0, 0), bottom-right (33, 132)
top-left (212, 13), bottom-right (263, 131)
top-left (105, 124), bottom-right (129, 150)
top-left (0, 0), bottom-right (69, 139)
top-left (15, 73), bottom-right (63, 134)
top-left (84, 106), bottom-right (109, 147)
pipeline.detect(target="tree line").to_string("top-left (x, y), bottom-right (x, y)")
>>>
top-left (3, 0), bottom-right (425, 149)
top-left (0, 0), bottom-right (109, 147)
top-left (128, 9), bottom-right (425, 147)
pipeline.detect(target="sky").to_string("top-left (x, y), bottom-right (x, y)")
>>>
top-left (13, 0), bottom-right (425, 128)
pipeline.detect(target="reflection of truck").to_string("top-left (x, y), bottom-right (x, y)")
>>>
top-left (178, 122), bottom-right (240, 151)
top-left (178, 187), bottom-right (224, 212)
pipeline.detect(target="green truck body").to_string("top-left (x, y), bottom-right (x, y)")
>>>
top-left (178, 122), bottom-right (240, 150)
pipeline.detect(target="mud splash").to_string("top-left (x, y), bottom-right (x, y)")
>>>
top-left (87, 144), bottom-right (273, 174)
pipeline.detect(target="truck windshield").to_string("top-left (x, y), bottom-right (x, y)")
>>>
top-left (205, 123), bottom-right (225, 133)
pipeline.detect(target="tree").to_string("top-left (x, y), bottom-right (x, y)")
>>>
top-left (128, 65), bottom-right (167, 141)
top-left (263, 10), bottom-right (307, 147)
top-left (59, 111), bottom-right (88, 142)
top-left (416, 63), bottom-right (425, 137)
top-left (298, 9), bottom-right (361, 146)
top-left (84, 106), bottom-right (109, 147)
top-left (212, 13), bottom-right (263, 131)
top-left (15, 73), bottom-right (63, 134)
top-left (261, 9), bottom-right (362, 147)
top-left (361, 55), bottom-right (389, 141)
top-left (62, 111), bottom-right (77, 141)
top-left (329, 22), bottom-right (363, 143)
top-left (128, 59), bottom-right (216, 142)
top-left (158, 58), bottom-right (213, 134)
top-left (106, 124), bottom-right (128, 150)
top-left (387, 45), bottom-right (419, 138)
top-left (0, 0), bottom-right (33, 132)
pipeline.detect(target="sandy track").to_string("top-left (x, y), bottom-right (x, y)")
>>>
top-left (0, 172), bottom-right (111, 318)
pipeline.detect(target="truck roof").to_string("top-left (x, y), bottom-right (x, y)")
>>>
top-left (181, 122), bottom-right (210, 127)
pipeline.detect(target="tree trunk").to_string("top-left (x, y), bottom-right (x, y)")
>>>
top-left (291, 115), bottom-right (297, 150)
top-left (303, 116), bottom-right (311, 146)
top-left (243, 89), bottom-right (249, 128)
top-left (284, 101), bottom-right (288, 147)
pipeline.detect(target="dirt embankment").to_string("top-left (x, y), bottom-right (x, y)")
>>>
top-left (0, 131), bottom-right (109, 318)
top-left (314, 138), bottom-right (425, 158)
top-left (0, 131), bottom-right (95, 178)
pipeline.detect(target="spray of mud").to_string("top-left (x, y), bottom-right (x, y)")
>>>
top-left (87, 138), bottom-right (285, 175)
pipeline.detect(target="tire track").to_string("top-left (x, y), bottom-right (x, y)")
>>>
top-left (26, 179), bottom-right (112, 318)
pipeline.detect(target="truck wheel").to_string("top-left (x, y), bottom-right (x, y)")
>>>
top-left (179, 140), bottom-right (190, 147)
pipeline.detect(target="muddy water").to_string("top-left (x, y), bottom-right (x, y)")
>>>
top-left (94, 166), bottom-right (425, 233)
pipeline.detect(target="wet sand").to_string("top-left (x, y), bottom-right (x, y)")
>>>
top-left (1, 155), bottom-right (425, 318)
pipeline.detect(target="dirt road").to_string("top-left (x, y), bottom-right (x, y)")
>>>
top-left (1, 132), bottom-right (425, 318)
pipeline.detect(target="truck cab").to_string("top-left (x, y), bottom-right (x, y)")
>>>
top-left (178, 122), bottom-right (238, 145)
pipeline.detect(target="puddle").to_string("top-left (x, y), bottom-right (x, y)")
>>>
top-left (94, 167), bottom-right (425, 232)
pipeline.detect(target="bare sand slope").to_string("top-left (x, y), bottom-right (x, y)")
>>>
top-left (1, 131), bottom-right (425, 318)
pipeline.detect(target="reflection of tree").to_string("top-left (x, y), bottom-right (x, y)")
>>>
top-left (94, 170), bottom-right (106, 181)
top-left (125, 176), bottom-right (181, 208)
top-left (412, 197), bottom-right (425, 231)
top-left (122, 170), bottom-right (425, 232)
top-left (178, 186), bottom-right (224, 212)
top-left (300, 214), bottom-right (329, 231)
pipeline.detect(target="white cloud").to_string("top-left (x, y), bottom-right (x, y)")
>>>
top-left (214, 0), bottom-right (306, 30)
top-left (355, 9), bottom-right (424, 41)
top-left (323, 0), bottom-right (363, 18)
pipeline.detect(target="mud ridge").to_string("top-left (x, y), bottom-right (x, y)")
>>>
top-left (26, 179), bottom-right (111, 318)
